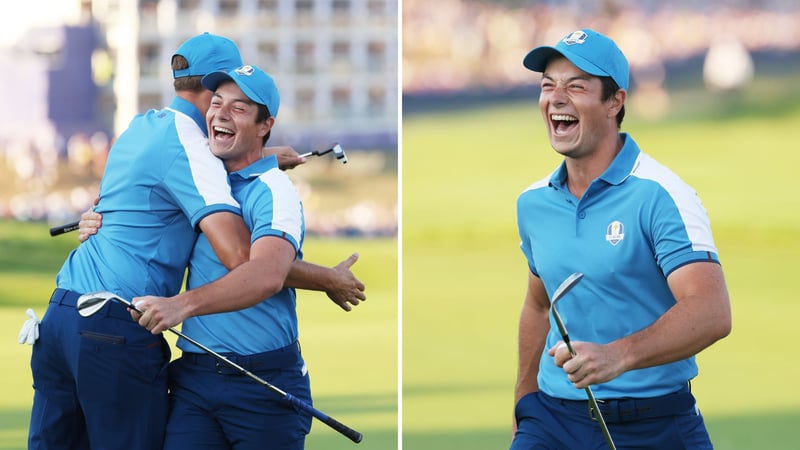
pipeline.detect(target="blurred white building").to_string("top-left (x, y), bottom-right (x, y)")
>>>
top-left (95, 0), bottom-right (398, 149)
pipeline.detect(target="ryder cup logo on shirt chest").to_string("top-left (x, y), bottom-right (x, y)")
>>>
top-left (605, 221), bottom-right (625, 246)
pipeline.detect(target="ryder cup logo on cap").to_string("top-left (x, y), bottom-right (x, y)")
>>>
top-left (173, 32), bottom-right (243, 79)
top-left (522, 28), bottom-right (629, 91)
top-left (201, 64), bottom-right (281, 117)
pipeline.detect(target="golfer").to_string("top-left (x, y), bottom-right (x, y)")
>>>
top-left (131, 64), bottom-right (312, 449)
top-left (511, 29), bottom-right (732, 449)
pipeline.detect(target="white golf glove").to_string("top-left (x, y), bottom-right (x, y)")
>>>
top-left (18, 308), bottom-right (40, 345)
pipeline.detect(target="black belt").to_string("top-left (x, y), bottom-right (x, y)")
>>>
top-left (553, 384), bottom-right (696, 423)
top-left (180, 341), bottom-right (302, 375)
top-left (50, 288), bottom-right (132, 321)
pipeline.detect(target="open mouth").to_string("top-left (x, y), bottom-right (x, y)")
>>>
top-left (212, 125), bottom-right (235, 141)
top-left (550, 113), bottom-right (578, 136)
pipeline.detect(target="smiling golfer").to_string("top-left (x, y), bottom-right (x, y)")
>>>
top-left (132, 64), bottom-right (312, 450)
top-left (511, 29), bottom-right (732, 449)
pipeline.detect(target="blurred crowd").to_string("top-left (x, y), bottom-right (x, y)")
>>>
top-left (403, 0), bottom-right (800, 94)
top-left (0, 131), bottom-right (397, 238)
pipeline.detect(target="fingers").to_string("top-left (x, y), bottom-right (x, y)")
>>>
top-left (339, 252), bottom-right (359, 269)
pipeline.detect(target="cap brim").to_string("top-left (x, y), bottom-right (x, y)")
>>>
top-left (201, 71), bottom-right (233, 92)
top-left (523, 46), bottom-right (562, 72)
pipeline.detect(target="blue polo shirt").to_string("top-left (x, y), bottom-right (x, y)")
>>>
top-left (180, 155), bottom-right (305, 354)
top-left (517, 133), bottom-right (719, 399)
top-left (56, 97), bottom-right (240, 300)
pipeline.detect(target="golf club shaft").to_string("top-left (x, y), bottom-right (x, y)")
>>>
top-left (50, 220), bottom-right (80, 236)
top-left (122, 298), bottom-right (363, 443)
top-left (298, 148), bottom-right (332, 158)
top-left (561, 337), bottom-right (616, 450)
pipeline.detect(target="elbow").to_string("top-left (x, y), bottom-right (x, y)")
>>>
top-left (710, 313), bottom-right (732, 343)
top-left (220, 248), bottom-right (250, 270)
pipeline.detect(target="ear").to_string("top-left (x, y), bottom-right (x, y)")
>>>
top-left (607, 89), bottom-right (626, 118)
top-left (258, 117), bottom-right (275, 139)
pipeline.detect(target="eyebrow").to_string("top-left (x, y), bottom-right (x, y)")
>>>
top-left (212, 91), bottom-right (255, 106)
top-left (541, 73), bottom-right (592, 83)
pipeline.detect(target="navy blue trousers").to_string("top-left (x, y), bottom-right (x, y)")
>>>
top-left (29, 289), bottom-right (170, 450)
top-left (511, 387), bottom-right (713, 450)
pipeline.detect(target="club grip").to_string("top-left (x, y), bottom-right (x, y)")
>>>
top-left (286, 393), bottom-right (362, 443)
top-left (50, 221), bottom-right (80, 237)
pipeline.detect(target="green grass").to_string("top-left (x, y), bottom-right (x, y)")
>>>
top-left (0, 222), bottom-right (397, 450)
top-left (402, 94), bottom-right (800, 449)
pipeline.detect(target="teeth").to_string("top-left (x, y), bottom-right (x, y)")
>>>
top-left (551, 114), bottom-right (577, 122)
top-left (213, 126), bottom-right (234, 135)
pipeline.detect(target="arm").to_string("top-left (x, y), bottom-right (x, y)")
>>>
top-left (513, 272), bottom-right (550, 431)
top-left (197, 212), bottom-right (251, 270)
top-left (133, 235), bottom-right (296, 334)
top-left (552, 261), bottom-right (732, 389)
top-left (263, 145), bottom-right (307, 170)
top-left (285, 253), bottom-right (366, 312)
top-left (77, 199), bottom-right (251, 271)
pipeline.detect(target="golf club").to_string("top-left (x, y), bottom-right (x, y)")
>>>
top-left (550, 272), bottom-right (616, 450)
top-left (76, 291), bottom-right (363, 444)
top-left (49, 221), bottom-right (80, 237)
top-left (299, 143), bottom-right (347, 164)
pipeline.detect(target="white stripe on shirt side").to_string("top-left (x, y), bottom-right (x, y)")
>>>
top-left (170, 108), bottom-right (239, 208)
top-left (259, 168), bottom-right (303, 245)
top-left (631, 153), bottom-right (717, 253)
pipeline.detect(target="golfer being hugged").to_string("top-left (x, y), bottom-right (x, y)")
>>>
top-left (511, 29), bottom-right (732, 449)
top-left (131, 64), bottom-right (313, 450)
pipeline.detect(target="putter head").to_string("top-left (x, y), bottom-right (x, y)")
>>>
top-left (331, 143), bottom-right (347, 164)
top-left (76, 291), bottom-right (131, 317)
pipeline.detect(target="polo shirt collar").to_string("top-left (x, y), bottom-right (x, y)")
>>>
top-left (169, 96), bottom-right (208, 136)
top-left (548, 132), bottom-right (641, 189)
top-left (228, 154), bottom-right (279, 187)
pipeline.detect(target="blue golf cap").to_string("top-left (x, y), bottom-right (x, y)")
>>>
top-left (172, 32), bottom-right (243, 78)
top-left (202, 64), bottom-right (281, 117)
top-left (523, 29), bottom-right (629, 91)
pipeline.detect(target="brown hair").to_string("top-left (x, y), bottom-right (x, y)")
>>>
top-left (171, 55), bottom-right (205, 92)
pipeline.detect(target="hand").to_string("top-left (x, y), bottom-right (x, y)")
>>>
top-left (78, 196), bottom-right (101, 243)
top-left (263, 146), bottom-right (306, 170)
top-left (325, 253), bottom-right (367, 312)
top-left (129, 295), bottom-right (187, 335)
top-left (548, 340), bottom-right (624, 389)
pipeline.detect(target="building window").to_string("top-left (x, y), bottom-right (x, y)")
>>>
top-left (258, 0), bottom-right (278, 11)
top-left (367, 0), bottom-right (385, 16)
top-left (295, 87), bottom-right (315, 121)
top-left (295, 41), bottom-right (315, 73)
top-left (368, 86), bottom-right (386, 115)
top-left (139, 43), bottom-right (160, 77)
top-left (331, 87), bottom-right (351, 115)
top-left (178, 0), bottom-right (200, 11)
top-left (219, 0), bottom-right (240, 16)
top-left (332, 41), bottom-right (350, 71)
top-left (295, 0), bottom-right (313, 14)
top-left (367, 41), bottom-right (386, 72)
top-left (332, 0), bottom-right (350, 15)
top-left (258, 42), bottom-right (278, 70)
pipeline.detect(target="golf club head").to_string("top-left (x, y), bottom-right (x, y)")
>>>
top-left (331, 143), bottom-right (347, 164)
top-left (549, 272), bottom-right (583, 351)
top-left (551, 272), bottom-right (583, 305)
top-left (76, 291), bottom-right (133, 317)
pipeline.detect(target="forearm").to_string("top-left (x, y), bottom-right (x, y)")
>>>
top-left (515, 301), bottom-right (549, 402)
top-left (613, 263), bottom-right (732, 372)
top-left (284, 259), bottom-right (332, 291)
top-left (179, 258), bottom-right (286, 317)
top-left (613, 295), bottom-right (730, 372)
